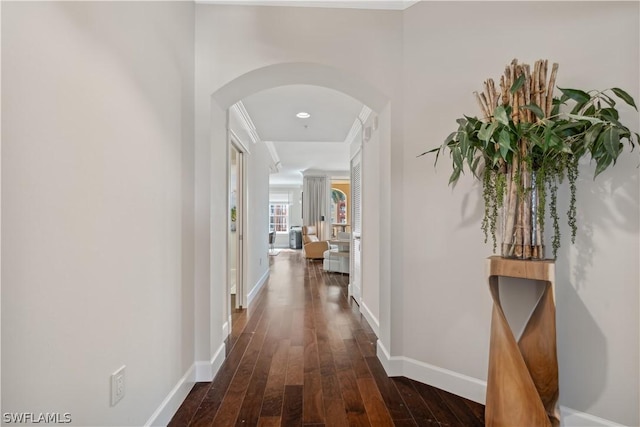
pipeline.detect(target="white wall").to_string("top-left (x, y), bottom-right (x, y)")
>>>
top-left (289, 187), bottom-right (303, 228)
top-left (1, 2), bottom-right (195, 425)
top-left (245, 141), bottom-right (272, 301)
top-left (402, 2), bottom-right (639, 425)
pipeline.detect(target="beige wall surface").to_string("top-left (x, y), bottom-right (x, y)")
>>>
top-left (402, 2), bottom-right (639, 425)
top-left (2, 2), bottom-right (195, 425)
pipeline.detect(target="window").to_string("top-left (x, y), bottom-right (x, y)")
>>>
top-left (330, 188), bottom-right (347, 224)
top-left (269, 203), bottom-right (289, 232)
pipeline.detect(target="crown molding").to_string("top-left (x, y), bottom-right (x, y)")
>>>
top-left (230, 101), bottom-right (261, 144)
top-left (344, 105), bottom-right (372, 145)
top-left (264, 141), bottom-right (282, 172)
top-left (195, 0), bottom-right (419, 11)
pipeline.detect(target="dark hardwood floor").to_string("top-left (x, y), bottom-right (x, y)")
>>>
top-left (169, 250), bottom-right (485, 427)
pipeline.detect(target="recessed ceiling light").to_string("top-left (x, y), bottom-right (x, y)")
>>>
top-left (296, 112), bottom-right (311, 119)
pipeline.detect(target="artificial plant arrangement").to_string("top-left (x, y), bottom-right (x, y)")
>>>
top-left (422, 59), bottom-right (639, 259)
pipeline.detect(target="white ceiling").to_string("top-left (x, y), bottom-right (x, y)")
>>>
top-left (239, 84), bottom-right (367, 186)
top-left (243, 85), bottom-right (363, 142)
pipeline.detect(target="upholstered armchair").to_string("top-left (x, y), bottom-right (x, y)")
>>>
top-left (301, 225), bottom-right (329, 260)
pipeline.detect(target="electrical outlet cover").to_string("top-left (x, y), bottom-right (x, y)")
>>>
top-left (111, 365), bottom-right (126, 406)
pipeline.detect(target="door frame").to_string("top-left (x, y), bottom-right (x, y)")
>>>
top-left (227, 132), bottom-right (248, 325)
top-left (350, 147), bottom-right (363, 306)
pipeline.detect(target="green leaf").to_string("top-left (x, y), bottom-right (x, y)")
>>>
top-left (494, 105), bottom-right (510, 126)
top-left (417, 147), bottom-right (440, 157)
top-left (564, 113), bottom-right (605, 124)
top-left (510, 74), bottom-right (525, 94)
top-left (544, 126), bottom-right (563, 150)
top-left (611, 87), bottom-right (638, 111)
top-left (528, 132), bottom-right (544, 148)
top-left (600, 107), bottom-right (619, 120)
top-left (452, 147), bottom-right (463, 171)
top-left (459, 132), bottom-right (470, 157)
top-left (601, 93), bottom-right (617, 107)
top-left (449, 168), bottom-right (461, 185)
top-left (602, 126), bottom-right (620, 159)
top-left (521, 103), bottom-right (545, 120)
top-left (470, 155), bottom-right (482, 179)
top-left (555, 121), bottom-right (584, 136)
top-left (465, 115), bottom-right (482, 128)
top-left (498, 129), bottom-right (512, 159)
top-left (478, 122), bottom-right (499, 143)
top-left (594, 155), bottom-right (613, 178)
top-left (444, 131), bottom-right (457, 145)
top-left (559, 87), bottom-right (591, 104)
top-left (551, 97), bottom-right (564, 116)
top-left (584, 122), bottom-right (604, 148)
top-left (570, 101), bottom-right (586, 115)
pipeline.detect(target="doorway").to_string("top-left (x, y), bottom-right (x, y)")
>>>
top-left (228, 141), bottom-right (245, 327)
top-left (199, 62), bottom-right (391, 379)
top-left (350, 149), bottom-right (362, 305)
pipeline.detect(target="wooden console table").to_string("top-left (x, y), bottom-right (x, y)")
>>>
top-left (485, 256), bottom-right (560, 427)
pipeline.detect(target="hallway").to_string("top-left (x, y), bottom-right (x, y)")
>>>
top-left (169, 250), bottom-right (485, 426)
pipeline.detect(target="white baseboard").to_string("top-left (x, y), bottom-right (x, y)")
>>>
top-left (376, 340), bottom-right (403, 377)
top-left (222, 320), bottom-right (230, 338)
top-left (247, 269), bottom-right (269, 306)
top-left (376, 340), bottom-right (486, 404)
top-left (376, 341), bottom-right (625, 427)
top-left (144, 364), bottom-right (195, 427)
top-left (360, 301), bottom-right (380, 336)
top-left (560, 406), bottom-right (626, 427)
top-left (146, 340), bottom-right (227, 426)
top-left (195, 341), bottom-right (226, 382)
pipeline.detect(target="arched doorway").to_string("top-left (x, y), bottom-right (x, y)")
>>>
top-left (194, 62), bottom-right (392, 380)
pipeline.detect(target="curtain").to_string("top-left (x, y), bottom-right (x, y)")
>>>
top-left (303, 176), bottom-right (328, 239)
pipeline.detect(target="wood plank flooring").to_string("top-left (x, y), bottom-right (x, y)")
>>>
top-left (169, 250), bottom-right (485, 427)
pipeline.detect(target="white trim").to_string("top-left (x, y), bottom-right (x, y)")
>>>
top-left (264, 141), bottom-right (281, 172)
top-left (376, 340), bottom-right (486, 404)
top-left (229, 128), bottom-right (251, 155)
top-left (360, 301), bottom-right (379, 336)
top-left (376, 340), bottom-right (402, 377)
top-left (230, 101), bottom-right (260, 144)
top-left (247, 269), bottom-right (270, 306)
top-left (144, 364), bottom-right (196, 427)
top-left (344, 106), bottom-right (372, 146)
top-left (194, 360), bottom-right (212, 382)
top-left (222, 320), bottom-right (230, 338)
top-left (195, 341), bottom-right (226, 382)
top-left (560, 407), bottom-right (626, 427)
top-left (210, 342), bottom-right (227, 380)
top-left (376, 341), bottom-right (627, 427)
top-left (195, 0), bottom-right (419, 11)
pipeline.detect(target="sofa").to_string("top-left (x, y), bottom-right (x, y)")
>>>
top-left (302, 225), bottom-right (329, 260)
